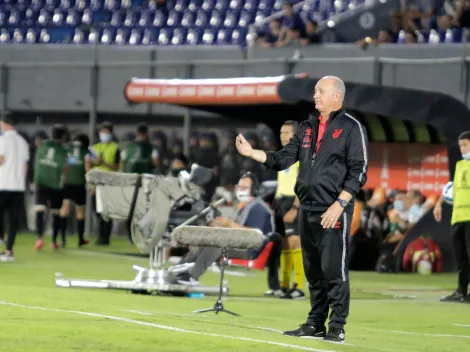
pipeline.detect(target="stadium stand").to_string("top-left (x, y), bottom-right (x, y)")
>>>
top-left (0, 0), bottom-right (468, 45)
top-left (0, 0), bottom-right (370, 45)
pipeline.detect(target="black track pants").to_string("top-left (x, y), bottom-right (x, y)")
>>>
top-left (299, 209), bottom-right (352, 329)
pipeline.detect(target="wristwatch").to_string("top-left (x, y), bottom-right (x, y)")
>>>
top-left (337, 198), bottom-right (348, 208)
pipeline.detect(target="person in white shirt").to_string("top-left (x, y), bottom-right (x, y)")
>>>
top-left (0, 112), bottom-right (30, 262)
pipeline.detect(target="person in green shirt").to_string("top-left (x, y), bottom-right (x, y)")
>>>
top-left (85, 122), bottom-right (120, 245)
top-left (33, 124), bottom-right (68, 251)
top-left (434, 131), bottom-right (470, 304)
top-left (120, 123), bottom-right (157, 174)
top-left (59, 132), bottom-right (91, 248)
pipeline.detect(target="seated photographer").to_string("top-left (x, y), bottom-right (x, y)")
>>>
top-left (172, 172), bottom-right (277, 285)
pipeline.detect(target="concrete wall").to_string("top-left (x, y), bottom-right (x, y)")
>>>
top-left (1, 44), bottom-right (469, 116)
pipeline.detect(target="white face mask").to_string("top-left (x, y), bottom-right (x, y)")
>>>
top-left (236, 190), bottom-right (252, 203)
top-left (462, 152), bottom-right (470, 160)
top-left (99, 133), bottom-right (112, 143)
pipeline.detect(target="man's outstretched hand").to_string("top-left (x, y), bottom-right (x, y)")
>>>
top-left (236, 134), bottom-right (253, 158)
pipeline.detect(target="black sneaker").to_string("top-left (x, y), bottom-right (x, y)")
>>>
top-left (280, 283), bottom-right (306, 300)
top-left (283, 324), bottom-right (326, 338)
top-left (462, 295), bottom-right (470, 304)
top-left (324, 327), bottom-right (345, 343)
top-left (440, 291), bottom-right (466, 302)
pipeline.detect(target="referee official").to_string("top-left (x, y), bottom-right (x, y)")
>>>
top-left (236, 76), bottom-right (368, 343)
top-left (0, 112), bottom-right (30, 262)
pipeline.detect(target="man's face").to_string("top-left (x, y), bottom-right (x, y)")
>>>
top-left (287, 28), bottom-right (300, 41)
top-left (378, 30), bottom-right (392, 43)
top-left (280, 124), bottom-right (294, 147)
top-left (283, 4), bottom-right (293, 17)
top-left (314, 78), bottom-right (339, 112)
top-left (306, 21), bottom-right (317, 33)
top-left (236, 177), bottom-right (254, 204)
top-left (404, 192), bottom-right (416, 210)
top-left (459, 138), bottom-right (470, 155)
top-left (171, 159), bottom-right (186, 170)
top-left (269, 20), bottom-right (280, 32)
top-left (0, 121), bottom-right (5, 131)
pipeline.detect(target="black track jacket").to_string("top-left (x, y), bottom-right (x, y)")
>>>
top-left (264, 108), bottom-right (368, 215)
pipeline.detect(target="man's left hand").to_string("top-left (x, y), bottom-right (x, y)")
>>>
top-left (321, 202), bottom-right (344, 229)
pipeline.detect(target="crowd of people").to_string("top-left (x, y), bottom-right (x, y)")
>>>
top-left (357, 0), bottom-right (470, 47)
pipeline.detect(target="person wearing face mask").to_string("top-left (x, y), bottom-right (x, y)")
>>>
top-left (434, 131), bottom-right (470, 304)
top-left (167, 153), bottom-right (189, 177)
top-left (58, 133), bottom-right (91, 248)
top-left (85, 122), bottom-right (120, 246)
top-left (120, 123), bottom-right (156, 174)
top-left (170, 172), bottom-right (276, 286)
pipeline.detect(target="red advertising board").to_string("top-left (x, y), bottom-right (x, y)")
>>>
top-left (366, 142), bottom-right (449, 196)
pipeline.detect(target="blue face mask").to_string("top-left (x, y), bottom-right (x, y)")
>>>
top-left (393, 200), bottom-right (404, 212)
top-left (462, 152), bottom-right (470, 160)
top-left (99, 133), bottom-right (112, 143)
top-left (409, 204), bottom-right (421, 217)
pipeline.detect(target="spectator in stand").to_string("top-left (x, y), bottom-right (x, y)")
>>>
top-left (278, 26), bottom-right (304, 47)
top-left (257, 19), bottom-right (282, 48)
top-left (356, 29), bottom-right (395, 49)
top-left (454, 0), bottom-right (470, 27)
top-left (405, 30), bottom-right (419, 43)
top-left (300, 19), bottom-right (321, 45)
top-left (151, 130), bottom-right (171, 175)
top-left (280, 1), bottom-right (305, 38)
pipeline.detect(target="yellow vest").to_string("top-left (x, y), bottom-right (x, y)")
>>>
top-left (92, 142), bottom-right (119, 172)
top-left (451, 160), bottom-right (470, 225)
top-left (275, 161), bottom-right (299, 198)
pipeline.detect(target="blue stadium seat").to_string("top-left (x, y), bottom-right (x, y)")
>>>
top-left (229, 0), bottom-right (245, 11)
top-left (186, 27), bottom-right (202, 45)
top-left (87, 28), bottom-right (100, 43)
top-left (81, 8), bottom-right (93, 25)
top-left (175, 0), bottom-right (190, 12)
top-left (181, 9), bottom-right (196, 27)
top-left (141, 28), bottom-right (157, 45)
top-left (172, 28), bottom-right (187, 45)
top-left (202, 27), bottom-right (217, 45)
top-left (238, 10), bottom-right (253, 28)
top-left (153, 9), bottom-right (166, 26)
top-left (137, 10), bottom-right (152, 27)
top-left (37, 8), bottom-right (51, 26)
top-left (65, 9), bottom-right (80, 26)
top-left (110, 10), bottom-right (123, 27)
top-left (114, 28), bottom-right (129, 44)
top-left (214, 0), bottom-right (229, 12)
top-left (194, 9), bottom-right (208, 27)
top-left (158, 27), bottom-right (173, 45)
top-left (123, 10), bottom-right (136, 27)
top-left (231, 27), bottom-right (247, 45)
top-left (128, 28), bottom-right (142, 44)
top-left (100, 28), bottom-right (115, 44)
top-left (73, 28), bottom-right (85, 44)
top-left (208, 9), bottom-right (223, 28)
top-left (201, 0), bottom-right (215, 11)
top-left (258, 0), bottom-right (273, 11)
top-left (0, 29), bottom-right (10, 44)
top-left (12, 28), bottom-right (25, 44)
top-left (25, 28), bottom-right (38, 43)
top-left (224, 10), bottom-right (239, 28)
top-left (51, 8), bottom-right (66, 26)
top-left (244, 0), bottom-right (259, 11)
top-left (167, 10), bottom-right (182, 27)
top-left (188, 0), bottom-right (201, 12)
top-left (216, 28), bottom-right (232, 44)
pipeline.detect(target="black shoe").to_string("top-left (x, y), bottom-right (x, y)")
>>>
top-left (462, 295), bottom-right (470, 304)
top-left (283, 324), bottom-right (326, 338)
top-left (324, 327), bottom-right (345, 343)
top-left (280, 283), bottom-right (306, 300)
top-left (440, 291), bottom-right (466, 302)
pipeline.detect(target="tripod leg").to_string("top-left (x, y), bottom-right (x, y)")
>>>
top-left (193, 308), bottom-right (216, 313)
top-left (219, 309), bottom-right (240, 316)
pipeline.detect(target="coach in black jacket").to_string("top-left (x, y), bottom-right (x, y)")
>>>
top-left (236, 76), bottom-right (368, 343)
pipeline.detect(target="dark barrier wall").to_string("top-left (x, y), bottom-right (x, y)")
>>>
top-left (0, 44), bottom-right (469, 115)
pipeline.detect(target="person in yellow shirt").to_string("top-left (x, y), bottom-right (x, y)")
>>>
top-left (271, 120), bottom-right (305, 299)
top-left (434, 131), bottom-right (470, 304)
top-left (85, 122), bottom-right (120, 245)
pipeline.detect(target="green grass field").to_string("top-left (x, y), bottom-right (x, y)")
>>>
top-left (1, 233), bottom-right (469, 352)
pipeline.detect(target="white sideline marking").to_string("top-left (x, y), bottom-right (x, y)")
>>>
top-left (68, 249), bottom-right (146, 262)
top-left (453, 324), bottom-right (470, 328)
top-left (0, 301), bottom-right (336, 352)
top-left (118, 309), bottom-right (207, 318)
top-left (390, 330), bottom-right (470, 339)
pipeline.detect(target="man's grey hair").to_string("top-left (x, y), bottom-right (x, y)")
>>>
top-left (321, 76), bottom-right (346, 102)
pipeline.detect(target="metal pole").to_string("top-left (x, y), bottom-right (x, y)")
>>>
top-left (85, 43), bottom-right (99, 237)
top-left (0, 63), bottom-right (7, 113)
top-left (183, 109), bottom-right (191, 157)
top-left (462, 28), bottom-right (469, 107)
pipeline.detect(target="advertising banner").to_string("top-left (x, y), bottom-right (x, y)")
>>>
top-left (366, 142), bottom-right (449, 196)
